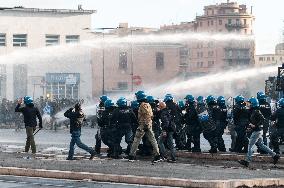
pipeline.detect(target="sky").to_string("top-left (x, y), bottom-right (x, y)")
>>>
top-left (0, 0), bottom-right (283, 54)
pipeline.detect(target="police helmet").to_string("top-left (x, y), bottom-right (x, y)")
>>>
top-left (104, 99), bottom-right (115, 108)
top-left (24, 96), bottom-right (33, 105)
top-left (116, 97), bottom-right (127, 107)
top-left (278, 98), bottom-right (284, 108)
top-left (206, 95), bottom-right (216, 104)
top-left (235, 95), bottom-right (245, 104)
top-left (250, 97), bottom-right (259, 108)
top-left (100, 95), bottom-right (109, 103)
top-left (184, 94), bottom-right (195, 103)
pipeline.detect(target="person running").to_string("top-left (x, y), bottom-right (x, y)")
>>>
top-left (238, 98), bottom-right (280, 167)
top-left (64, 103), bottom-right (96, 160)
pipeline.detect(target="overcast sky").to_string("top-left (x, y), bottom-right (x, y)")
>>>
top-left (0, 0), bottom-right (283, 54)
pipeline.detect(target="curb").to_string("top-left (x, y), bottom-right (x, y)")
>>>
top-left (0, 166), bottom-right (282, 188)
top-left (176, 152), bottom-right (284, 163)
top-left (97, 147), bottom-right (284, 164)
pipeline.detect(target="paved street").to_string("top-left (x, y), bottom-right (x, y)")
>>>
top-left (0, 128), bottom-right (233, 154)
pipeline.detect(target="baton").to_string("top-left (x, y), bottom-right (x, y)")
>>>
top-left (33, 129), bottom-right (41, 136)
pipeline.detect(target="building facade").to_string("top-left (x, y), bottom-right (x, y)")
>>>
top-left (255, 43), bottom-right (284, 67)
top-left (160, 1), bottom-right (255, 75)
top-left (92, 1), bottom-right (255, 97)
top-left (0, 6), bottom-right (96, 100)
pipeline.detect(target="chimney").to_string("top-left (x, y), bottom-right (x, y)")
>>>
top-left (78, 4), bottom-right (82, 10)
top-left (251, 6), bottom-right (253, 14)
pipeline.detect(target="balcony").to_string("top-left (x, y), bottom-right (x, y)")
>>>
top-left (225, 23), bottom-right (249, 29)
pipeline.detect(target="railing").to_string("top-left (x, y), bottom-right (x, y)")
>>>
top-left (225, 23), bottom-right (249, 29)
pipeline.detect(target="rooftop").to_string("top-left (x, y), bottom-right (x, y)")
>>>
top-left (0, 6), bottom-right (96, 14)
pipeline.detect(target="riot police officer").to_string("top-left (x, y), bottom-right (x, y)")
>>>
top-left (112, 97), bottom-right (137, 158)
top-left (95, 95), bottom-right (109, 154)
top-left (233, 95), bottom-right (250, 153)
top-left (175, 100), bottom-right (187, 150)
top-left (257, 92), bottom-right (271, 146)
top-left (203, 95), bottom-right (218, 153)
top-left (270, 98), bottom-right (284, 154)
top-left (184, 95), bottom-right (202, 152)
top-left (215, 96), bottom-right (228, 152)
top-left (97, 99), bottom-right (116, 158)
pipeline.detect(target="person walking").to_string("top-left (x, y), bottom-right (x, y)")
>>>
top-left (15, 96), bottom-right (42, 155)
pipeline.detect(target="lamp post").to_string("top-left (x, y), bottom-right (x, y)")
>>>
top-left (93, 27), bottom-right (118, 95)
top-left (130, 28), bottom-right (140, 92)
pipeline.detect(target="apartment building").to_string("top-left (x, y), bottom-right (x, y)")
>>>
top-left (0, 6), bottom-right (96, 100)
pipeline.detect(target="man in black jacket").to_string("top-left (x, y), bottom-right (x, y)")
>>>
top-left (64, 103), bottom-right (96, 160)
top-left (15, 96), bottom-right (42, 154)
top-left (112, 97), bottom-right (137, 158)
top-left (158, 101), bottom-right (176, 162)
top-left (257, 93), bottom-right (271, 146)
top-left (270, 98), bottom-right (284, 154)
top-left (184, 95), bottom-right (202, 152)
top-left (233, 95), bottom-right (250, 153)
top-left (239, 98), bottom-right (279, 167)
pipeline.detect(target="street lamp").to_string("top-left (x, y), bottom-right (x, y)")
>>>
top-left (130, 28), bottom-right (140, 92)
top-left (93, 27), bottom-right (120, 95)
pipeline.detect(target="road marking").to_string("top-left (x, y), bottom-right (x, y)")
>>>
top-left (18, 181), bottom-right (28, 184)
top-left (6, 180), bottom-right (17, 183)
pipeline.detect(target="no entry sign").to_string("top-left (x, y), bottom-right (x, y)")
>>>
top-left (133, 75), bottom-right (142, 86)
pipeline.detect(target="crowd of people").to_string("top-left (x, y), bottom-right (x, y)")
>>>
top-left (0, 97), bottom-right (82, 130)
top-left (91, 91), bottom-right (283, 166)
top-left (14, 90), bottom-right (284, 167)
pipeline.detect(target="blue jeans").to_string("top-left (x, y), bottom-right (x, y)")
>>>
top-left (246, 131), bottom-right (276, 162)
top-left (159, 131), bottom-right (176, 160)
top-left (68, 131), bottom-right (95, 159)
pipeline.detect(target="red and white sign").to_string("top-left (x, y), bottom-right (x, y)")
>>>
top-left (132, 75), bottom-right (142, 86)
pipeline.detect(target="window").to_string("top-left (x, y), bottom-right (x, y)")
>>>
top-left (272, 57), bottom-right (275, 61)
top-left (156, 52), bottom-right (164, 70)
top-left (208, 51), bottom-right (214, 57)
top-left (180, 47), bottom-right (189, 58)
top-left (13, 34), bottom-right (27, 47)
top-left (245, 29), bottom-right (247, 34)
top-left (117, 82), bottom-right (128, 90)
top-left (0, 34), bottom-right (6, 46)
top-left (236, 19), bottom-right (240, 25)
top-left (244, 19), bottom-right (247, 25)
top-left (259, 57), bottom-right (264, 61)
top-left (280, 57), bottom-right (283, 61)
top-left (46, 35), bottom-right (60, 46)
top-left (208, 42), bottom-right (214, 48)
top-left (200, 22), bottom-right (203, 27)
top-left (211, 20), bottom-right (214, 26)
top-left (208, 21), bottom-right (210, 26)
top-left (228, 19), bottom-right (232, 24)
top-left (267, 57), bottom-right (270, 61)
top-left (219, 20), bottom-right (222, 25)
top-left (66, 35), bottom-right (80, 43)
top-left (197, 62), bottom-right (203, 68)
top-left (119, 52), bottom-right (127, 70)
top-left (208, 61), bottom-right (214, 67)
